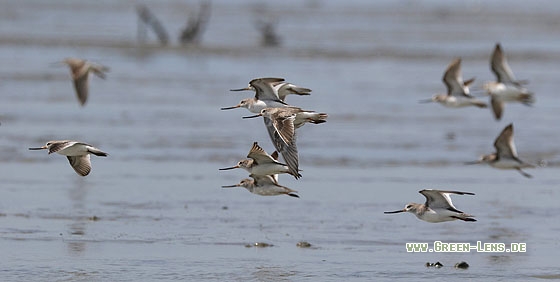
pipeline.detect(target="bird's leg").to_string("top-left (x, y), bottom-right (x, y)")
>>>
top-left (516, 168), bottom-right (533, 178)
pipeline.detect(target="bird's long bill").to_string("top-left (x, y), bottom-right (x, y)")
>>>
top-left (220, 105), bottom-right (241, 110)
top-left (242, 114), bottom-right (261, 119)
top-left (229, 87), bottom-right (251, 92)
top-left (221, 184), bottom-right (238, 188)
top-left (219, 165), bottom-right (239, 170)
top-left (418, 99), bottom-right (434, 104)
top-left (28, 146), bottom-right (47, 150)
top-left (464, 160), bottom-right (482, 165)
top-left (384, 209), bottom-right (406, 214)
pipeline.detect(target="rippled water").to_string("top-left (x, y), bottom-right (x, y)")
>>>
top-left (1, 0), bottom-right (560, 281)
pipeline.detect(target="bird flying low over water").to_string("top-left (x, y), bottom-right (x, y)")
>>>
top-left (466, 123), bottom-right (534, 178)
top-left (29, 140), bottom-right (108, 176)
top-left (222, 77), bottom-right (288, 114)
top-left (61, 58), bottom-right (109, 106)
top-left (384, 189), bottom-right (476, 223)
top-left (483, 43), bottom-right (534, 120)
top-left (229, 77), bottom-right (312, 102)
top-left (222, 174), bottom-right (299, 198)
top-left (219, 142), bottom-right (302, 179)
top-left (253, 107), bottom-right (327, 178)
top-left (420, 58), bottom-right (487, 108)
top-left (222, 77), bottom-right (327, 179)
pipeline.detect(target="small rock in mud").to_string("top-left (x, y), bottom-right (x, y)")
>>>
top-left (426, 261), bottom-right (443, 268)
top-left (455, 261), bottom-right (469, 269)
top-left (296, 241), bottom-right (312, 248)
top-left (245, 242), bottom-right (273, 248)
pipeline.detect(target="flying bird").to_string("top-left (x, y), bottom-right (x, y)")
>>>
top-left (222, 77), bottom-right (288, 114)
top-left (219, 142), bottom-right (301, 179)
top-left (466, 123), bottom-right (534, 178)
top-left (420, 58), bottom-right (487, 108)
top-left (384, 189), bottom-right (476, 223)
top-left (483, 43), bottom-right (534, 120)
top-left (62, 58), bottom-right (109, 106)
top-left (29, 140), bottom-right (108, 176)
top-left (222, 174), bottom-right (299, 198)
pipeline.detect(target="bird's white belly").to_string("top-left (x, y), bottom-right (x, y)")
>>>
top-left (490, 159), bottom-right (526, 169)
top-left (247, 101), bottom-right (268, 113)
top-left (486, 82), bottom-right (506, 93)
top-left (57, 144), bottom-right (89, 156)
top-left (247, 100), bottom-right (285, 113)
top-left (442, 96), bottom-right (475, 108)
top-left (250, 163), bottom-right (288, 176)
top-left (491, 84), bottom-right (528, 101)
top-left (252, 186), bottom-right (286, 196)
top-left (417, 209), bottom-right (456, 223)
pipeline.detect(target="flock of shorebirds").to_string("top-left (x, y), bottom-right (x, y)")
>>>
top-left (219, 78), bottom-right (328, 198)
top-left (213, 44), bottom-right (536, 225)
top-left (385, 43), bottom-right (537, 223)
top-left (24, 43), bottom-right (537, 224)
top-left (420, 43), bottom-right (534, 120)
top-left (422, 43), bottom-right (535, 179)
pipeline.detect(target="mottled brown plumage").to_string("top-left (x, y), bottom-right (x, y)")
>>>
top-left (63, 58), bottom-right (109, 106)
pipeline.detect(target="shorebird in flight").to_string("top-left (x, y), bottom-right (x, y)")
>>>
top-left (61, 58), bottom-right (109, 106)
top-left (29, 140), bottom-right (108, 176)
top-left (466, 123), bottom-right (534, 178)
top-left (384, 189), bottom-right (476, 223)
top-left (222, 77), bottom-right (288, 114)
top-left (219, 142), bottom-right (301, 179)
top-left (225, 77), bottom-right (312, 112)
top-left (222, 174), bottom-right (299, 198)
top-left (483, 43), bottom-right (534, 120)
top-left (420, 58), bottom-right (487, 108)
top-left (253, 107), bottom-right (327, 178)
